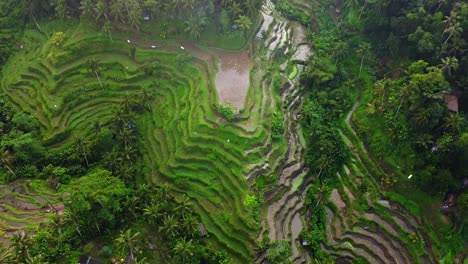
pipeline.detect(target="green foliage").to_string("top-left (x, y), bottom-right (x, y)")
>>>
top-left (273, 0), bottom-right (311, 26)
top-left (50, 32), bottom-right (66, 46)
top-left (266, 240), bottom-right (292, 264)
top-left (66, 169), bottom-right (131, 240)
top-left (270, 111), bottom-right (284, 139)
top-left (214, 103), bottom-right (235, 122)
top-left (243, 194), bottom-right (258, 208)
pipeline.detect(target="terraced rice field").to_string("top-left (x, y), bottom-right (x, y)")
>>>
top-left (0, 180), bottom-right (63, 246)
top-left (0, 20), bottom-right (288, 261)
top-left (319, 101), bottom-right (439, 264)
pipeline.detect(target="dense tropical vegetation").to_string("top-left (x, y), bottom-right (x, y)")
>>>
top-left (0, 0), bottom-right (466, 263)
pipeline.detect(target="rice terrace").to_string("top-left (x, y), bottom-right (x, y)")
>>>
top-left (0, 0), bottom-right (466, 263)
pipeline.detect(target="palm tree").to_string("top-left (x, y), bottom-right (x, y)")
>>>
top-left (173, 238), bottom-right (194, 264)
top-left (143, 202), bottom-right (165, 224)
top-left (175, 196), bottom-right (193, 217)
top-left (114, 229), bottom-right (141, 263)
top-left (245, 0), bottom-right (261, 18)
top-left (160, 215), bottom-right (179, 239)
top-left (333, 41), bottom-right (349, 66)
top-left (412, 107), bottom-right (432, 127)
top-left (86, 58), bottom-right (103, 88)
top-left (80, 0), bottom-right (95, 19)
top-left (25, 254), bottom-right (47, 264)
top-left (438, 56), bottom-right (458, 76)
top-left (442, 113), bottom-right (463, 133)
top-left (117, 163), bottom-right (135, 182)
top-left (102, 21), bottom-right (113, 41)
top-left (181, 214), bottom-right (199, 237)
top-left (105, 149), bottom-right (122, 174)
top-left (0, 246), bottom-right (12, 263)
top-left (185, 17), bottom-right (201, 41)
top-left (222, 0), bottom-right (232, 9)
top-left (156, 183), bottom-right (171, 202)
top-left (229, 2), bottom-right (242, 20)
top-left (128, 5), bottom-right (142, 31)
top-left (74, 135), bottom-right (90, 167)
top-left (139, 86), bottom-right (154, 111)
top-left (10, 231), bottom-right (31, 263)
top-left (93, 120), bottom-right (103, 135)
top-left (94, 0), bottom-right (109, 22)
top-left (235, 15), bottom-right (252, 38)
top-left (443, 21), bottom-right (462, 45)
top-left (123, 145), bottom-right (137, 163)
top-left (0, 148), bottom-right (16, 178)
top-left (110, 0), bottom-right (127, 24)
top-left (49, 214), bottom-right (65, 247)
top-left (314, 183), bottom-right (330, 208)
top-left (357, 42), bottom-right (371, 77)
top-left (172, 0), bottom-right (184, 18)
top-left (182, 0), bottom-right (195, 16)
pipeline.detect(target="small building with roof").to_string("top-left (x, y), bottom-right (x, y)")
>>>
top-left (443, 95), bottom-right (459, 113)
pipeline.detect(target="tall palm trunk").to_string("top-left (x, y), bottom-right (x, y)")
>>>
top-left (359, 56), bottom-right (364, 77)
top-left (95, 70), bottom-right (103, 88)
top-left (4, 164), bottom-right (16, 178)
top-left (31, 14), bottom-right (42, 31)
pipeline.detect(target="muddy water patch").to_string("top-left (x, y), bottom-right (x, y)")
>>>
top-left (212, 48), bottom-right (251, 109)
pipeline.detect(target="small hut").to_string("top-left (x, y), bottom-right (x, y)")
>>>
top-left (443, 95), bottom-right (459, 113)
top-left (198, 222), bottom-right (207, 237)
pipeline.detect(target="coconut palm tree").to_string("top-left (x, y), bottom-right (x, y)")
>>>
top-left (49, 214), bottom-right (65, 247)
top-left (143, 202), bottom-right (165, 225)
top-left (438, 56), bottom-right (458, 76)
top-left (139, 86), bottom-right (154, 111)
top-left (25, 254), bottom-right (47, 264)
top-left (357, 42), bottom-right (371, 77)
top-left (114, 229), bottom-right (141, 263)
top-left (105, 149), bottom-right (122, 174)
top-left (160, 215), bottom-right (179, 239)
top-left (333, 41), bottom-right (349, 66)
top-left (245, 0), bottom-right (261, 18)
top-left (0, 246), bottom-right (12, 263)
top-left (172, 0), bottom-right (184, 18)
top-left (443, 21), bottom-right (462, 45)
top-left (185, 17), bottom-right (201, 41)
top-left (235, 15), bottom-right (252, 38)
top-left (102, 21), bottom-right (113, 41)
top-left (93, 120), bottom-right (103, 135)
top-left (229, 2), bottom-right (242, 20)
top-left (128, 4), bottom-right (142, 31)
top-left (79, 0), bottom-right (95, 19)
top-left (0, 148), bottom-right (16, 178)
top-left (110, 0), bottom-right (127, 24)
top-left (442, 113), bottom-right (463, 133)
top-left (222, 0), bottom-right (232, 8)
top-left (156, 183), bottom-right (171, 202)
top-left (173, 238), bottom-right (194, 264)
top-left (182, 0), bottom-right (195, 16)
top-left (181, 214), bottom-right (199, 237)
top-left (10, 232), bottom-right (31, 263)
top-left (176, 196), bottom-right (193, 218)
top-left (94, 0), bottom-right (109, 22)
top-left (74, 135), bottom-right (89, 167)
top-left (86, 58), bottom-right (103, 88)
